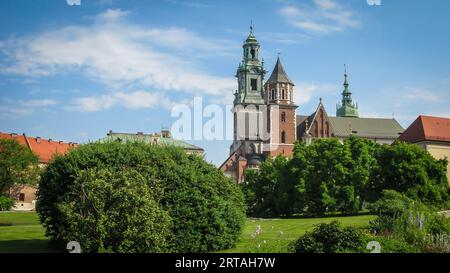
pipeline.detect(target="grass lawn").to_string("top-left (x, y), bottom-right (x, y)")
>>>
top-left (0, 211), bottom-right (374, 253)
top-left (0, 212), bottom-right (52, 253)
top-left (220, 214), bottom-right (375, 253)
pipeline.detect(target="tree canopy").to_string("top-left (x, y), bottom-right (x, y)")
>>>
top-left (242, 137), bottom-right (448, 217)
top-left (0, 138), bottom-right (40, 195)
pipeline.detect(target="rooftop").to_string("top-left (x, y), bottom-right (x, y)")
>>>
top-left (266, 56), bottom-right (294, 85)
top-left (399, 115), bottom-right (450, 143)
top-left (0, 132), bottom-right (78, 163)
top-left (100, 130), bottom-right (204, 151)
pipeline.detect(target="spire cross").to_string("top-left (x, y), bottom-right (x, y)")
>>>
top-left (343, 63), bottom-right (349, 87)
top-left (250, 20), bottom-right (253, 33)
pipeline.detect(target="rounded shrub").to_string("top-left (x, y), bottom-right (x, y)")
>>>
top-left (0, 196), bottom-right (15, 211)
top-left (37, 141), bottom-right (245, 253)
top-left (58, 167), bottom-right (171, 253)
top-left (290, 221), bottom-right (365, 253)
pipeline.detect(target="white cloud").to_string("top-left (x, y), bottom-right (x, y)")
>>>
top-left (94, 8), bottom-right (130, 22)
top-left (0, 98), bottom-right (57, 119)
top-left (0, 9), bottom-right (236, 102)
top-left (278, 0), bottom-right (360, 34)
top-left (0, 106), bottom-right (33, 119)
top-left (401, 87), bottom-right (441, 102)
top-left (294, 81), bottom-right (338, 105)
top-left (67, 0), bottom-right (81, 6)
top-left (20, 99), bottom-right (57, 107)
top-left (70, 90), bottom-right (177, 112)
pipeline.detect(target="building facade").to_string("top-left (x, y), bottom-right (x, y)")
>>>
top-left (221, 27), bottom-right (405, 183)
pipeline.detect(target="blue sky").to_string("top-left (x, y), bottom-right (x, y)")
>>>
top-left (1, 0), bottom-right (449, 166)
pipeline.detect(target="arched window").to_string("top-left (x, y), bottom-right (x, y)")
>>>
top-left (250, 48), bottom-right (256, 59)
top-left (281, 112), bottom-right (286, 122)
top-left (281, 131), bottom-right (286, 143)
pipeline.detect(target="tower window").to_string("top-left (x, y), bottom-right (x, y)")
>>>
top-left (251, 79), bottom-right (257, 91)
top-left (281, 112), bottom-right (286, 122)
top-left (282, 89), bottom-right (285, 99)
top-left (250, 48), bottom-right (256, 59)
top-left (271, 89), bottom-right (275, 100)
top-left (281, 131), bottom-right (286, 144)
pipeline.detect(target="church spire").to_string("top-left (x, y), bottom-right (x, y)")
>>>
top-left (336, 64), bottom-right (359, 118)
top-left (266, 55), bottom-right (294, 85)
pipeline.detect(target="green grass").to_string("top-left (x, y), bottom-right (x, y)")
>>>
top-left (0, 212), bottom-right (52, 253)
top-left (0, 212), bottom-right (374, 253)
top-left (220, 214), bottom-right (375, 253)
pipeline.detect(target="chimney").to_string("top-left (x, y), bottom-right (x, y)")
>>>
top-left (48, 139), bottom-right (52, 143)
top-left (36, 137), bottom-right (41, 143)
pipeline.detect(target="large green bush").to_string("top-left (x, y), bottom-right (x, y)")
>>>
top-left (0, 196), bottom-right (15, 211)
top-left (37, 141), bottom-right (245, 253)
top-left (289, 221), bottom-right (365, 253)
top-left (57, 167), bottom-right (171, 253)
top-left (369, 190), bottom-right (450, 253)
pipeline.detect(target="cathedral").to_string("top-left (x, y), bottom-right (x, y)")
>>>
top-left (220, 27), bottom-right (404, 183)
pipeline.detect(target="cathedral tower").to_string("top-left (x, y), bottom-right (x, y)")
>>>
top-left (264, 55), bottom-right (298, 157)
top-left (230, 25), bottom-right (266, 161)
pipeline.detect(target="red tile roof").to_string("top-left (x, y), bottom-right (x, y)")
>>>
top-left (0, 132), bottom-right (78, 164)
top-left (398, 115), bottom-right (450, 143)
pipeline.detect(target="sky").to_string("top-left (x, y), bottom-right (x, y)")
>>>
top-left (0, 0), bottom-right (449, 166)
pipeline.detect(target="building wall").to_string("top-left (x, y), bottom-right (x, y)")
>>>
top-left (418, 141), bottom-right (450, 186)
top-left (309, 107), bottom-right (333, 139)
top-left (7, 185), bottom-right (37, 211)
top-left (266, 104), bottom-right (296, 157)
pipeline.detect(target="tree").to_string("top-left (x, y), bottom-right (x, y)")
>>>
top-left (369, 142), bottom-right (448, 207)
top-left (294, 139), bottom-right (357, 215)
top-left (37, 141), bottom-right (245, 253)
top-left (0, 139), bottom-right (40, 197)
top-left (242, 156), bottom-right (288, 217)
top-left (241, 137), bottom-right (448, 218)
